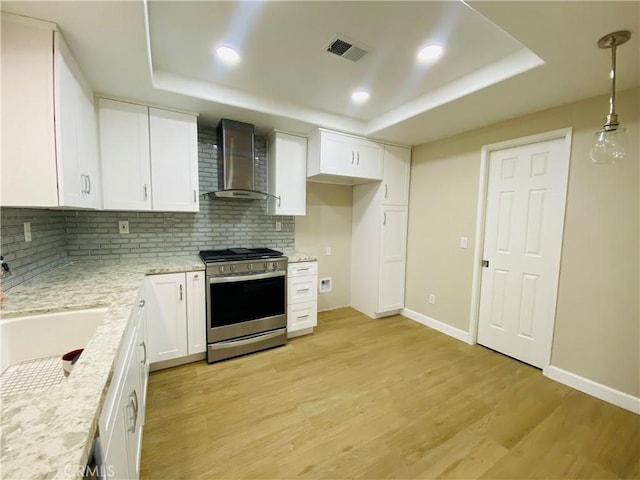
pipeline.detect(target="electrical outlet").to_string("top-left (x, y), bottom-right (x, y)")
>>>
top-left (275, 221), bottom-right (282, 232)
top-left (24, 222), bottom-right (32, 242)
top-left (118, 221), bottom-right (130, 234)
top-left (325, 247), bottom-right (332, 255)
top-left (460, 236), bottom-right (468, 249)
top-left (429, 294), bottom-right (436, 305)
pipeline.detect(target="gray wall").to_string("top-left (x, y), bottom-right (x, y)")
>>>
top-left (0, 126), bottom-right (294, 290)
top-left (0, 208), bottom-right (68, 290)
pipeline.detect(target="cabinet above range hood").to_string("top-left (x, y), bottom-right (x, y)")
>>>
top-left (208, 118), bottom-right (270, 200)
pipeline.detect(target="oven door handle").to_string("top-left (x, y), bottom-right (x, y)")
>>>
top-left (208, 270), bottom-right (285, 284)
top-left (214, 329), bottom-right (284, 349)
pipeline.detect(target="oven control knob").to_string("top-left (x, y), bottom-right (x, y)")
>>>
top-left (247, 263), bottom-right (253, 271)
top-left (264, 262), bottom-right (268, 269)
top-left (219, 265), bottom-right (225, 273)
top-left (273, 261), bottom-right (278, 269)
top-left (229, 264), bottom-right (237, 272)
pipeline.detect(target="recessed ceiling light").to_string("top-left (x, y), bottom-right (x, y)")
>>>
top-left (216, 46), bottom-right (240, 64)
top-left (351, 90), bottom-right (370, 103)
top-left (417, 44), bottom-right (443, 63)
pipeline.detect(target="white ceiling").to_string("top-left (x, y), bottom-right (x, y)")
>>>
top-left (2, 1), bottom-right (639, 146)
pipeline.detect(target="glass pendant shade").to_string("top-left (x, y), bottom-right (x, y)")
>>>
top-left (590, 128), bottom-right (627, 164)
top-left (591, 30), bottom-right (630, 165)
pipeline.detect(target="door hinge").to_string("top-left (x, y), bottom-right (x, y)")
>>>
top-left (482, 260), bottom-right (489, 268)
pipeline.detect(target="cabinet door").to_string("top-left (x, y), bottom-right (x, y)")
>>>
top-left (186, 271), bottom-right (206, 355)
top-left (99, 99), bottom-right (152, 210)
top-left (149, 108), bottom-right (199, 212)
top-left (288, 302), bottom-right (317, 332)
top-left (1, 17), bottom-right (58, 207)
top-left (268, 132), bottom-right (307, 216)
top-left (104, 398), bottom-right (131, 480)
top-left (378, 206), bottom-right (408, 313)
top-left (55, 45), bottom-right (82, 207)
top-left (76, 77), bottom-right (102, 208)
top-left (354, 138), bottom-right (383, 180)
top-left (136, 298), bottom-right (148, 424)
top-left (124, 332), bottom-right (143, 480)
top-left (382, 145), bottom-right (410, 206)
top-left (145, 273), bottom-right (188, 363)
top-left (321, 131), bottom-right (356, 176)
top-left (288, 275), bottom-right (318, 304)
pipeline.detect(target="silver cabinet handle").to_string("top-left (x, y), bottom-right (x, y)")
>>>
top-left (140, 341), bottom-right (147, 364)
top-left (296, 267), bottom-right (310, 272)
top-left (297, 288), bottom-right (310, 293)
top-left (357, 151), bottom-right (360, 165)
top-left (383, 212), bottom-right (387, 226)
top-left (127, 390), bottom-right (139, 432)
top-left (80, 174), bottom-right (87, 194)
top-left (139, 299), bottom-right (145, 308)
top-left (385, 183), bottom-right (388, 199)
top-left (87, 175), bottom-right (91, 195)
top-left (351, 151), bottom-right (355, 164)
top-left (297, 314), bottom-right (309, 320)
top-left (193, 189), bottom-right (197, 203)
top-left (193, 274), bottom-right (199, 279)
top-left (144, 184), bottom-right (148, 201)
top-left (179, 284), bottom-right (183, 301)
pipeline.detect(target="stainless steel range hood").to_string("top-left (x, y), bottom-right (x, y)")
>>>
top-left (209, 119), bottom-right (268, 200)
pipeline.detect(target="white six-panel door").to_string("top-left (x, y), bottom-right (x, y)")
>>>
top-left (477, 136), bottom-right (569, 368)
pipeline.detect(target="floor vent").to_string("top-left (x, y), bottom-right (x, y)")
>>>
top-left (326, 37), bottom-right (368, 63)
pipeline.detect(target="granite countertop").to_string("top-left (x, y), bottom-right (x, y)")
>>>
top-left (0, 256), bottom-right (204, 480)
top-left (284, 251), bottom-right (318, 263)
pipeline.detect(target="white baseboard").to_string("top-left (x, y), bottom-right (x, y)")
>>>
top-left (402, 308), bottom-right (473, 345)
top-left (544, 365), bottom-right (640, 414)
top-left (318, 304), bottom-right (351, 313)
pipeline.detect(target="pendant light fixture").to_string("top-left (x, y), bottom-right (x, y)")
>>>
top-left (590, 30), bottom-right (631, 165)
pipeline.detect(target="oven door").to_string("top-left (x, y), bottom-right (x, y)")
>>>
top-left (207, 270), bottom-right (286, 343)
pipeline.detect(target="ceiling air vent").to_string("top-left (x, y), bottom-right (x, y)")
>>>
top-left (326, 37), bottom-right (368, 63)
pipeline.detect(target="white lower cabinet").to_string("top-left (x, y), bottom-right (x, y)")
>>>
top-left (287, 261), bottom-right (318, 337)
top-left (145, 271), bottom-right (206, 368)
top-left (100, 289), bottom-right (147, 480)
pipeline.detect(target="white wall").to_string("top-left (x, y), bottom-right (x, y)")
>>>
top-left (295, 182), bottom-right (353, 311)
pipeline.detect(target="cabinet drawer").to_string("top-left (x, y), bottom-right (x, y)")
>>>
top-left (288, 262), bottom-right (318, 277)
top-left (288, 302), bottom-right (317, 331)
top-left (288, 275), bottom-right (318, 304)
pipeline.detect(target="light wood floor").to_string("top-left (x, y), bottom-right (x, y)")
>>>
top-left (141, 308), bottom-right (639, 479)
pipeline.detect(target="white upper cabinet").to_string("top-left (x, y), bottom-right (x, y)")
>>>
top-left (99, 99), bottom-right (199, 212)
top-left (1, 15), bottom-right (101, 208)
top-left (267, 131), bottom-right (307, 216)
top-left (99, 99), bottom-right (152, 211)
top-left (150, 108), bottom-right (199, 212)
top-left (307, 129), bottom-right (383, 185)
top-left (382, 145), bottom-right (411, 206)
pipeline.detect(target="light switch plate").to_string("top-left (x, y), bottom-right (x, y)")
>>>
top-left (459, 237), bottom-right (468, 249)
top-left (275, 221), bottom-right (282, 232)
top-left (118, 221), bottom-right (130, 234)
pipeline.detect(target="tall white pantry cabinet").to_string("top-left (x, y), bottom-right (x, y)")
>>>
top-left (351, 145), bottom-right (411, 318)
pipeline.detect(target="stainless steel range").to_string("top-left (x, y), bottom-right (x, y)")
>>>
top-left (200, 248), bottom-right (287, 363)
